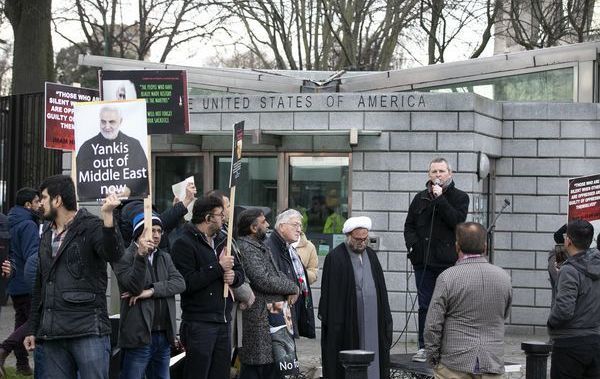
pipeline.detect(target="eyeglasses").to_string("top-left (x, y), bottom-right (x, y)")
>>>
top-left (211, 212), bottom-right (226, 218)
top-left (285, 222), bottom-right (302, 230)
top-left (350, 235), bottom-right (369, 242)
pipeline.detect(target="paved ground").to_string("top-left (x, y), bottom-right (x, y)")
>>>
top-left (0, 300), bottom-right (549, 378)
top-left (295, 332), bottom-right (546, 378)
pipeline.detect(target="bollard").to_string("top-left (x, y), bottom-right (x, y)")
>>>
top-left (339, 350), bottom-right (374, 379)
top-left (521, 341), bottom-right (552, 379)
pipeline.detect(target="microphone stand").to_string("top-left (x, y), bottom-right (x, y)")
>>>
top-left (487, 201), bottom-right (510, 264)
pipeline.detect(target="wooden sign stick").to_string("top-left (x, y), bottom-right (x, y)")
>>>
top-left (223, 186), bottom-right (236, 297)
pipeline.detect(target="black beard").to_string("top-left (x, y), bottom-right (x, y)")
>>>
top-left (43, 204), bottom-right (58, 222)
top-left (255, 229), bottom-right (267, 241)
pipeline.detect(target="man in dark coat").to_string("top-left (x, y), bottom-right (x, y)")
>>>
top-left (403, 157), bottom-right (469, 362)
top-left (265, 209), bottom-right (315, 339)
top-left (236, 208), bottom-right (299, 378)
top-left (112, 210), bottom-right (185, 378)
top-left (319, 216), bottom-right (393, 379)
top-left (0, 187), bottom-right (41, 376)
top-left (171, 195), bottom-right (245, 379)
top-left (76, 105), bottom-right (149, 200)
top-left (24, 175), bottom-right (124, 379)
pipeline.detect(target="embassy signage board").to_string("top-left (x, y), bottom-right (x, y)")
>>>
top-left (44, 82), bottom-right (100, 151)
top-left (100, 70), bottom-right (189, 134)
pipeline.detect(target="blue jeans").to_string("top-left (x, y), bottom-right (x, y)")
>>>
top-left (44, 335), bottom-right (111, 379)
top-left (34, 344), bottom-right (45, 378)
top-left (120, 332), bottom-right (171, 379)
top-left (414, 267), bottom-right (446, 348)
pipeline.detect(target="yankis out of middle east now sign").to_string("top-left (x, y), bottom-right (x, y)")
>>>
top-left (100, 70), bottom-right (189, 135)
top-left (44, 82), bottom-right (99, 151)
top-left (74, 100), bottom-right (149, 201)
top-left (568, 173), bottom-right (600, 234)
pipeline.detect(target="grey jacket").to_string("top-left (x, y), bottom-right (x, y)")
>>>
top-left (112, 244), bottom-right (185, 349)
top-left (548, 248), bottom-right (600, 340)
top-left (424, 256), bottom-right (512, 375)
top-left (236, 235), bottom-right (298, 365)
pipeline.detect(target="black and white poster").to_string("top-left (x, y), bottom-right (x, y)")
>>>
top-left (74, 100), bottom-right (149, 201)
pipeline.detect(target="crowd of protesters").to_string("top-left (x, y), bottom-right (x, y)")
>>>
top-left (0, 155), bottom-right (599, 379)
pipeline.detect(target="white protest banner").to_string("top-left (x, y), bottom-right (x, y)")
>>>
top-left (74, 100), bottom-right (149, 201)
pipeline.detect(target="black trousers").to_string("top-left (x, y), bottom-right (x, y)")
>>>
top-left (0, 294), bottom-right (31, 365)
top-left (180, 320), bottom-right (230, 379)
top-left (551, 337), bottom-right (600, 379)
top-left (239, 363), bottom-right (280, 379)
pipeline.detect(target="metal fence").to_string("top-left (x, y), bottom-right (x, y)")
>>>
top-left (0, 92), bottom-right (62, 213)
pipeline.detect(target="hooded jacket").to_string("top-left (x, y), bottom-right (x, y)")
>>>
top-left (548, 247), bottom-right (600, 341)
top-left (7, 206), bottom-right (40, 296)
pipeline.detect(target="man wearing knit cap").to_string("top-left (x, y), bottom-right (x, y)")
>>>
top-left (319, 216), bottom-right (392, 379)
top-left (112, 210), bottom-right (185, 379)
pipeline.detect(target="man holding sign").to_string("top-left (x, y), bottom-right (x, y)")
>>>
top-left (76, 103), bottom-right (149, 200)
top-left (172, 195), bottom-right (244, 379)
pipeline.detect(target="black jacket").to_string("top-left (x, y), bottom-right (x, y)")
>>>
top-left (171, 222), bottom-right (244, 323)
top-left (404, 180), bottom-right (469, 269)
top-left (112, 244), bottom-right (185, 348)
top-left (318, 243), bottom-right (393, 379)
top-left (265, 230), bottom-right (316, 338)
top-left (28, 208), bottom-right (124, 340)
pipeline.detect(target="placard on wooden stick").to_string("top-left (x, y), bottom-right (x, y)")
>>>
top-left (223, 121), bottom-right (244, 297)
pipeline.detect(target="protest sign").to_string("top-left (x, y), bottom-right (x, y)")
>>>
top-left (229, 121), bottom-right (245, 187)
top-left (568, 173), bottom-right (600, 234)
top-left (44, 82), bottom-right (99, 150)
top-left (224, 121), bottom-right (244, 297)
top-left (100, 70), bottom-right (189, 134)
top-left (74, 100), bottom-right (149, 201)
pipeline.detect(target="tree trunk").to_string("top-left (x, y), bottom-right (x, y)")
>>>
top-left (5, 0), bottom-right (54, 94)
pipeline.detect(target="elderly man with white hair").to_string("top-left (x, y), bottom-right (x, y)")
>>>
top-left (318, 216), bottom-right (393, 379)
top-left (265, 209), bottom-right (316, 339)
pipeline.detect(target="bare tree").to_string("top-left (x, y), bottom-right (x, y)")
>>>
top-left (504, 0), bottom-right (597, 49)
top-left (418, 0), bottom-right (501, 64)
top-left (53, 0), bottom-right (227, 62)
top-left (219, 0), bottom-right (419, 71)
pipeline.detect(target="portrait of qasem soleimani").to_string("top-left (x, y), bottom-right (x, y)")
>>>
top-left (75, 102), bottom-right (149, 201)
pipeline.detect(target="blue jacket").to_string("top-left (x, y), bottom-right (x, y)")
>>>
top-left (7, 206), bottom-right (40, 296)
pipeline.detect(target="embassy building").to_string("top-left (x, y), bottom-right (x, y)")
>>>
top-left (80, 41), bottom-right (600, 338)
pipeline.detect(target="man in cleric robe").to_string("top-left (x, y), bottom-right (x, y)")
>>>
top-left (76, 105), bottom-right (148, 200)
top-left (319, 216), bottom-right (393, 379)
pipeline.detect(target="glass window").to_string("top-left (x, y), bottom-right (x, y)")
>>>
top-left (289, 156), bottom-right (349, 254)
top-left (423, 67), bottom-right (574, 102)
top-left (154, 156), bottom-right (204, 213)
top-left (214, 156), bottom-right (278, 223)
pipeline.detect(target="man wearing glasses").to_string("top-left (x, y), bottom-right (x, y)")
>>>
top-left (319, 216), bottom-right (393, 379)
top-left (171, 195), bottom-right (245, 379)
top-left (548, 219), bottom-right (600, 378)
top-left (265, 209), bottom-right (316, 339)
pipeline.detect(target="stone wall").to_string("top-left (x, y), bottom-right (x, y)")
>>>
top-left (63, 92), bottom-right (600, 339)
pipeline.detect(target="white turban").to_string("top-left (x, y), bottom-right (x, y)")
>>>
top-left (342, 216), bottom-right (372, 234)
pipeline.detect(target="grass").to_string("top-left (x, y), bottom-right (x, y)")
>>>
top-left (2, 367), bottom-right (32, 379)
